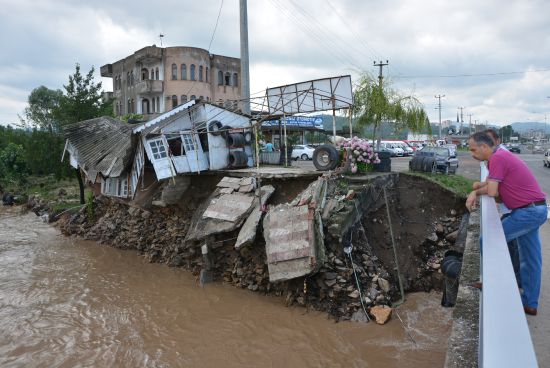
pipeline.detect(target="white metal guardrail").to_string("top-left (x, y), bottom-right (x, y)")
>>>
top-left (479, 162), bottom-right (538, 367)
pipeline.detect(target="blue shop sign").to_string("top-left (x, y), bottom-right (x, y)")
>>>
top-left (262, 116), bottom-right (324, 130)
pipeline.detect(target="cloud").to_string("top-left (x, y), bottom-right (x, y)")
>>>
top-left (1, 0), bottom-right (550, 127)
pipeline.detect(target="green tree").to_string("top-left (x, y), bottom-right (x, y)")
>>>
top-left (352, 73), bottom-right (430, 148)
top-left (54, 63), bottom-right (112, 126)
top-left (499, 125), bottom-right (514, 143)
top-left (0, 143), bottom-right (28, 186)
top-left (54, 63), bottom-right (113, 203)
top-left (21, 86), bottom-right (63, 132)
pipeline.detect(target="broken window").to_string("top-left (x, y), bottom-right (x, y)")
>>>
top-left (141, 68), bottom-right (149, 80)
top-left (172, 95), bottom-right (177, 108)
top-left (190, 64), bottom-right (196, 81)
top-left (190, 95), bottom-right (196, 101)
top-left (225, 72), bottom-right (231, 86)
top-left (218, 71), bottom-right (223, 85)
top-left (199, 65), bottom-right (203, 81)
top-left (181, 95), bottom-right (188, 104)
top-left (167, 136), bottom-right (184, 156)
top-left (233, 73), bottom-right (238, 87)
top-left (149, 139), bottom-right (168, 160)
top-left (155, 67), bottom-right (159, 80)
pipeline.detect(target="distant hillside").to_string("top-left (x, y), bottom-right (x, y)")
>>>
top-left (510, 122), bottom-right (548, 133)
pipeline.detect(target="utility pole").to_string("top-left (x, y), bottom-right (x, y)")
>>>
top-left (435, 94), bottom-right (445, 138)
top-left (373, 60), bottom-right (388, 149)
top-left (458, 106), bottom-right (465, 134)
top-left (239, 0), bottom-right (251, 115)
top-left (374, 60), bottom-right (389, 87)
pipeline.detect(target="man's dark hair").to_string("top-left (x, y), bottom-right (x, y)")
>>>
top-left (470, 132), bottom-right (495, 147)
top-left (484, 128), bottom-right (500, 143)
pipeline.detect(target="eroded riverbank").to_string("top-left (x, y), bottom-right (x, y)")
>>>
top-left (0, 205), bottom-right (453, 367)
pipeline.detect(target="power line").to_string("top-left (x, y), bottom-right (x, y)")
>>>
top-left (394, 68), bottom-right (550, 79)
top-left (207, 0), bottom-right (224, 52)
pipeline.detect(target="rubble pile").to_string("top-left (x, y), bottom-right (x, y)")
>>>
top-left (55, 173), bottom-right (465, 322)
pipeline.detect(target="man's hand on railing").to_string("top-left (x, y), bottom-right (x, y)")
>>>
top-left (466, 191), bottom-right (478, 212)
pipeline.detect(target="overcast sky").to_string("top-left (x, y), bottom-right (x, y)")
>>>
top-left (1, 0), bottom-right (550, 127)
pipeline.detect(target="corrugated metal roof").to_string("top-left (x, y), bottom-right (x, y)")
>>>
top-left (64, 117), bottom-right (135, 178)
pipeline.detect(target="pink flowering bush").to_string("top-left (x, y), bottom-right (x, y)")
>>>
top-left (337, 136), bottom-right (380, 173)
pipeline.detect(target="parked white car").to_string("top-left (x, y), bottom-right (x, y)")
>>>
top-left (291, 145), bottom-right (316, 160)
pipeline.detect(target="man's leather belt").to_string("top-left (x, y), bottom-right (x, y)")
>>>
top-left (513, 200), bottom-right (547, 210)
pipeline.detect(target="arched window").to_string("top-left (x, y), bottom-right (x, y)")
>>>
top-left (172, 95), bottom-right (178, 108)
top-left (190, 95), bottom-right (196, 101)
top-left (130, 71), bottom-right (134, 86)
top-left (126, 72), bottom-right (130, 87)
top-left (141, 68), bottom-right (149, 80)
top-left (190, 64), bottom-right (196, 81)
top-left (218, 71), bottom-right (223, 85)
top-left (206, 67), bottom-right (209, 83)
top-left (181, 95), bottom-right (188, 104)
top-left (142, 99), bottom-right (150, 114)
top-left (171, 64), bottom-right (177, 80)
top-left (152, 98), bottom-right (155, 112)
top-left (156, 97), bottom-right (160, 112)
top-left (151, 68), bottom-right (155, 80)
top-left (155, 67), bottom-right (159, 80)
top-left (199, 66), bottom-right (203, 82)
top-left (224, 72), bottom-right (231, 86)
top-left (233, 73), bottom-right (238, 87)
top-left (181, 64), bottom-right (187, 80)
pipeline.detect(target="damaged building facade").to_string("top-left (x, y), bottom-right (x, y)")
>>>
top-left (64, 100), bottom-right (254, 200)
top-left (100, 45), bottom-right (242, 120)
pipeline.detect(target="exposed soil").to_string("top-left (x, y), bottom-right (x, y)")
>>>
top-left (42, 172), bottom-right (465, 322)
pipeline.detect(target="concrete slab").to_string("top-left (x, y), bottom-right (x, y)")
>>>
top-left (235, 185), bottom-right (275, 249)
top-left (202, 193), bottom-right (255, 222)
top-left (264, 204), bottom-right (316, 282)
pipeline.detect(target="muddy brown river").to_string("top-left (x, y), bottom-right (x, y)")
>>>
top-left (0, 206), bottom-right (452, 367)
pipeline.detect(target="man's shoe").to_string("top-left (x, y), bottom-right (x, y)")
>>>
top-left (524, 307), bottom-right (537, 316)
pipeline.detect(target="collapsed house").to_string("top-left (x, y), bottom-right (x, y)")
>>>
top-left (64, 100), bottom-right (254, 199)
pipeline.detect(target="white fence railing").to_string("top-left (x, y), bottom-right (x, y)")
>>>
top-left (479, 162), bottom-right (538, 367)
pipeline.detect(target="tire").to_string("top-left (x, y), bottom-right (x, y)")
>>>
top-left (219, 125), bottom-right (233, 139)
top-left (228, 151), bottom-right (248, 167)
top-left (312, 144), bottom-right (339, 171)
top-left (208, 120), bottom-right (223, 136)
top-left (412, 157), bottom-right (423, 171)
top-left (301, 153), bottom-right (309, 160)
top-left (227, 133), bottom-right (246, 148)
top-left (423, 157), bottom-right (434, 172)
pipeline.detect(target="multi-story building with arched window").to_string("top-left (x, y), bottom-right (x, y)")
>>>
top-left (101, 45), bottom-right (242, 120)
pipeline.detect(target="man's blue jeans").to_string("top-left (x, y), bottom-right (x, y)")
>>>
top-left (501, 205), bottom-right (548, 308)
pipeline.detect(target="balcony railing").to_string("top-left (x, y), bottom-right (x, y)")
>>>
top-left (135, 80), bottom-right (163, 95)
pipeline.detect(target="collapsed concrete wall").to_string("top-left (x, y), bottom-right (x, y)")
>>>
top-left (57, 172), bottom-right (465, 322)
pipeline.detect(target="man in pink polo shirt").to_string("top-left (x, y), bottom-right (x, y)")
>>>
top-left (465, 132), bottom-right (547, 316)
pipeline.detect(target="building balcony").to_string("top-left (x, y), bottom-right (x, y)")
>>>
top-left (134, 46), bottom-right (163, 63)
top-left (100, 64), bottom-right (113, 77)
top-left (135, 80), bottom-right (164, 95)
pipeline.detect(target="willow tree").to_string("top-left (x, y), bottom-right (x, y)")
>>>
top-left (352, 73), bottom-right (430, 148)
